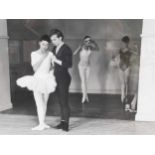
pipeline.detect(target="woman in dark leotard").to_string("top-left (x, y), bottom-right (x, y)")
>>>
top-left (111, 36), bottom-right (138, 111)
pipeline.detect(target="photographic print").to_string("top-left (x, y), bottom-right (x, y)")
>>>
top-left (0, 19), bottom-right (154, 135)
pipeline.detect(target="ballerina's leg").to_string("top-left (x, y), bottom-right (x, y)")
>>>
top-left (79, 66), bottom-right (87, 104)
top-left (85, 66), bottom-right (90, 102)
top-left (32, 91), bottom-right (47, 131)
top-left (124, 68), bottom-right (130, 99)
top-left (119, 69), bottom-right (125, 103)
top-left (42, 93), bottom-right (50, 128)
top-left (124, 68), bottom-right (130, 111)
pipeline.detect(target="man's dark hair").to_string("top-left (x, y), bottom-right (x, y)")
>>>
top-left (121, 36), bottom-right (130, 43)
top-left (49, 29), bottom-right (64, 40)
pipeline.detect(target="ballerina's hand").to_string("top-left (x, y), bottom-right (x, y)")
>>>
top-left (49, 53), bottom-right (54, 59)
top-left (52, 55), bottom-right (57, 62)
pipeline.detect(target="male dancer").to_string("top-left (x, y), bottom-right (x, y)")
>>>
top-left (49, 29), bottom-right (72, 131)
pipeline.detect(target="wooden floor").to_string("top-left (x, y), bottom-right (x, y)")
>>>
top-left (0, 93), bottom-right (143, 134)
top-left (1, 92), bottom-right (136, 120)
top-left (0, 114), bottom-right (155, 134)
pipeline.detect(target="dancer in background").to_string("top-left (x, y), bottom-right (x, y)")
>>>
top-left (74, 36), bottom-right (99, 105)
top-left (16, 35), bottom-right (57, 130)
top-left (111, 36), bottom-right (138, 111)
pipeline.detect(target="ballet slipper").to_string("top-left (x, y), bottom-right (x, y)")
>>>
top-left (125, 104), bottom-right (130, 112)
top-left (81, 97), bottom-right (86, 103)
top-left (31, 123), bottom-right (50, 131)
top-left (43, 124), bottom-right (50, 129)
top-left (31, 125), bottom-right (45, 131)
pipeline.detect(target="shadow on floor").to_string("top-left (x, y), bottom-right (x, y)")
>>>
top-left (1, 91), bottom-right (136, 120)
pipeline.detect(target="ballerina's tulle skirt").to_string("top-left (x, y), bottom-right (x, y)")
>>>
top-left (16, 73), bottom-right (57, 94)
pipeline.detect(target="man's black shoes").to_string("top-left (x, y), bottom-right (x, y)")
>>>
top-left (54, 121), bottom-right (69, 132)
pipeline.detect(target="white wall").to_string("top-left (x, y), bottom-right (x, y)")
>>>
top-left (0, 19), bottom-right (12, 111)
top-left (136, 19), bottom-right (155, 121)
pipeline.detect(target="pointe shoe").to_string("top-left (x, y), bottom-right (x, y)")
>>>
top-left (81, 99), bottom-right (86, 104)
top-left (125, 104), bottom-right (130, 112)
top-left (43, 124), bottom-right (50, 129)
top-left (31, 125), bottom-right (45, 131)
top-left (82, 98), bottom-right (90, 104)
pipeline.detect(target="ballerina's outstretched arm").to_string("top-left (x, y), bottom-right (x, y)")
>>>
top-left (91, 40), bottom-right (99, 51)
top-left (73, 45), bottom-right (82, 55)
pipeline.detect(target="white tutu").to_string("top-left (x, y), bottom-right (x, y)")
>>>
top-left (16, 71), bottom-right (57, 94)
top-left (17, 51), bottom-right (57, 94)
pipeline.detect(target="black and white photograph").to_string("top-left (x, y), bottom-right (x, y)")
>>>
top-left (1, 1), bottom-right (155, 154)
top-left (0, 19), bottom-right (152, 134)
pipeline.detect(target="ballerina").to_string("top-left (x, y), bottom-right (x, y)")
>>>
top-left (111, 36), bottom-right (138, 111)
top-left (74, 36), bottom-right (99, 105)
top-left (16, 34), bottom-right (57, 131)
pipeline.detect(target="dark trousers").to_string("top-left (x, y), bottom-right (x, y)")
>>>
top-left (56, 74), bottom-right (71, 123)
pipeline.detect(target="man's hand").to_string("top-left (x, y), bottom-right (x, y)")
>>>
top-left (52, 55), bottom-right (62, 65)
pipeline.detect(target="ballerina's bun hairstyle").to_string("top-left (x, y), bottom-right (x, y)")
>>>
top-left (39, 34), bottom-right (51, 43)
top-left (83, 35), bottom-right (91, 40)
top-left (121, 36), bottom-right (130, 43)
